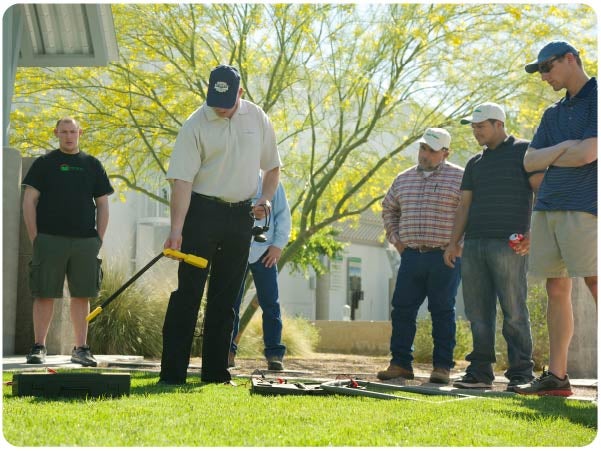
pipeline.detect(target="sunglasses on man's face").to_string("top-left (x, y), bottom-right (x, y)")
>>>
top-left (538, 54), bottom-right (564, 74)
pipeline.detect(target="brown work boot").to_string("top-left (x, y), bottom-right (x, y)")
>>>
top-left (429, 367), bottom-right (450, 384)
top-left (377, 364), bottom-right (414, 380)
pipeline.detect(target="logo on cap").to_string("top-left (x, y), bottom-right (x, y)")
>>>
top-left (460, 102), bottom-right (506, 124)
top-left (214, 81), bottom-right (229, 93)
top-left (206, 64), bottom-right (241, 109)
top-left (418, 127), bottom-right (451, 151)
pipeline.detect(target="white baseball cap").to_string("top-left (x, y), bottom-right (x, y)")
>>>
top-left (460, 102), bottom-right (506, 124)
top-left (418, 128), bottom-right (451, 151)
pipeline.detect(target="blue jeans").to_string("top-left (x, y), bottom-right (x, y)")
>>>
top-left (231, 254), bottom-right (286, 360)
top-left (462, 239), bottom-right (534, 384)
top-left (389, 248), bottom-right (461, 371)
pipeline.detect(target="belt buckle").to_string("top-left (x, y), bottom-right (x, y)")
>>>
top-left (224, 198), bottom-right (249, 208)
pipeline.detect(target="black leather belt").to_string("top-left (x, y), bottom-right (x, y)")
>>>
top-left (193, 192), bottom-right (251, 208)
top-left (409, 245), bottom-right (444, 253)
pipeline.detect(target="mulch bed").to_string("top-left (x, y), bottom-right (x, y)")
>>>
top-left (224, 353), bottom-right (597, 400)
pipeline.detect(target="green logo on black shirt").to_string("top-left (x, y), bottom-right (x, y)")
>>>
top-left (60, 164), bottom-right (84, 172)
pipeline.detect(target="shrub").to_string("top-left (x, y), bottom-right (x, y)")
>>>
top-left (413, 317), bottom-right (472, 364)
top-left (87, 258), bottom-right (175, 357)
top-left (234, 310), bottom-right (319, 358)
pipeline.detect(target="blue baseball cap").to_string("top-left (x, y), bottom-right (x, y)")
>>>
top-left (206, 65), bottom-right (241, 108)
top-left (525, 41), bottom-right (579, 74)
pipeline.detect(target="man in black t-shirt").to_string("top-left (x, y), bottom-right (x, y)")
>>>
top-left (443, 103), bottom-right (544, 391)
top-left (22, 117), bottom-right (114, 366)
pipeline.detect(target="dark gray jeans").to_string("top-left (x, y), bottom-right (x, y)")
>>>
top-left (462, 238), bottom-right (534, 383)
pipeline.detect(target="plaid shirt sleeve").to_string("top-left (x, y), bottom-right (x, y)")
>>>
top-left (382, 175), bottom-right (402, 245)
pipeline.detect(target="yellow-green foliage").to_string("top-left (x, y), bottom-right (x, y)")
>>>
top-left (10, 3), bottom-right (597, 277)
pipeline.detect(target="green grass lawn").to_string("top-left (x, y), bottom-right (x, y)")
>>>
top-left (2, 370), bottom-right (597, 447)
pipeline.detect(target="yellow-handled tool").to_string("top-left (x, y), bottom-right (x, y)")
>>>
top-left (86, 249), bottom-right (208, 322)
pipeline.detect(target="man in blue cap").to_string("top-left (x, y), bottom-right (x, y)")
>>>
top-left (159, 64), bottom-right (281, 385)
top-left (515, 41), bottom-right (597, 396)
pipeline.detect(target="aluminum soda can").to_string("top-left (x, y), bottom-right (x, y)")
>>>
top-left (508, 233), bottom-right (524, 249)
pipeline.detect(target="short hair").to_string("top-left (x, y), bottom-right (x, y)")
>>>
top-left (55, 117), bottom-right (80, 129)
top-left (487, 118), bottom-right (504, 127)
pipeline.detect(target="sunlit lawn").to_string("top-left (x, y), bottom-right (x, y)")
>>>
top-left (2, 370), bottom-right (596, 447)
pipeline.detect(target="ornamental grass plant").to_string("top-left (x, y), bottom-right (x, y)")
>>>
top-left (87, 257), bottom-right (172, 357)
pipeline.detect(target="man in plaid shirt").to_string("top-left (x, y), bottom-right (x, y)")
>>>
top-left (378, 128), bottom-right (464, 384)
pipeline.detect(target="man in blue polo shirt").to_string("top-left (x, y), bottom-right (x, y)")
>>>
top-left (515, 41), bottom-right (597, 397)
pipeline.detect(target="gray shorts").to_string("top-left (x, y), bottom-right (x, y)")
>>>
top-left (29, 233), bottom-right (103, 298)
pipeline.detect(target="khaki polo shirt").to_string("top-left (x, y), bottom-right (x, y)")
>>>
top-left (166, 99), bottom-right (281, 202)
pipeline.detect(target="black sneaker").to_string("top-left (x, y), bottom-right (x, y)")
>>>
top-left (506, 375), bottom-right (534, 392)
top-left (25, 343), bottom-right (47, 364)
top-left (71, 345), bottom-right (97, 367)
top-left (453, 373), bottom-right (492, 389)
top-left (513, 369), bottom-right (573, 397)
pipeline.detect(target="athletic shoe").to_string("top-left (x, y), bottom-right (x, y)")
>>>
top-left (513, 369), bottom-right (573, 397)
top-left (228, 352), bottom-right (236, 368)
top-left (267, 358), bottom-right (284, 371)
top-left (377, 364), bottom-right (414, 380)
top-left (25, 343), bottom-right (47, 364)
top-left (429, 367), bottom-right (450, 384)
top-left (453, 373), bottom-right (492, 389)
top-left (506, 375), bottom-right (534, 392)
top-left (71, 345), bottom-right (97, 367)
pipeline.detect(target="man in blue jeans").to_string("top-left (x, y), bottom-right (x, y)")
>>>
top-left (444, 102), bottom-right (544, 391)
top-left (229, 176), bottom-right (291, 371)
top-left (378, 128), bottom-right (464, 384)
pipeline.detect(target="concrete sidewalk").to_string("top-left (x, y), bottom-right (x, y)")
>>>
top-left (2, 354), bottom-right (598, 389)
top-left (3, 354), bottom-right (158, 371)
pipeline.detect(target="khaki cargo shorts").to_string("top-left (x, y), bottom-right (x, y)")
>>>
top-left (529, 211), bottom-right (597, 278)
top-left (29, 233), bottom-right (103, 298)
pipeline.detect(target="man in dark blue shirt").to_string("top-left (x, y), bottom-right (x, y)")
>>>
top-left (515, 41), bottom-right (597, 397)
top-left (444, 103), bottom-right (542, 392)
